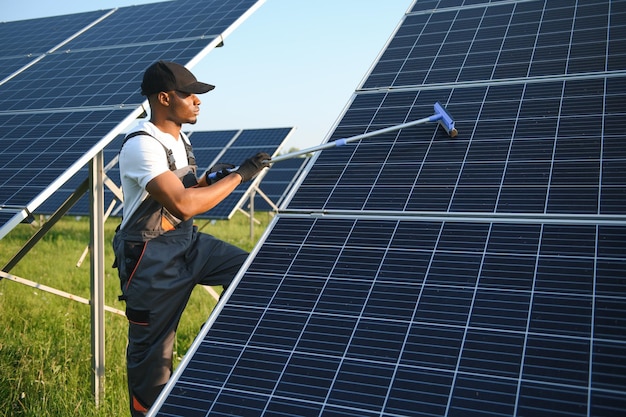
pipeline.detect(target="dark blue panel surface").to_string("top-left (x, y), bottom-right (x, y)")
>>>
top-left (0, 57), bottom-right (43, 81)
top-left (63, 0), bottom-right (255, 50)
top-left (189, 129), bottom-right (240, 165)
top-left (36, 134), bottom-right (126, 216)
top-left (0, 39), bottom-right (212, 112)
top-left (288, 77), bottom-right (626, 215)
top-left (367, 0), bottom-right (626, 90)
top-left (0, 10), bottom-right (107, 58)
top-left (0, 110), bottom-right (132, 208)
top-left (156, 217), bottom-right (626, 416)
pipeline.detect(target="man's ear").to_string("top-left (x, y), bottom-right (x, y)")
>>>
top-left (157, 91), bottom-right (171, 106)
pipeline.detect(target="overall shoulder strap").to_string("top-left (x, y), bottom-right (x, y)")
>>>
top-left (179, 132), bottom-right (196, 167)
top-left (122, 131), bottom-right (176, 171)
top-left (183, 140), bottom-right (196, 167)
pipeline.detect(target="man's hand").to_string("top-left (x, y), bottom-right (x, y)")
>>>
top-left (205, 163), bottom-right (236, 184)
top-left (234, 153), bottom-right (271, 183)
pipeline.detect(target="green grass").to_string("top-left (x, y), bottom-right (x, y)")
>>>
top-left (0, 212), bottom-right (272, 416)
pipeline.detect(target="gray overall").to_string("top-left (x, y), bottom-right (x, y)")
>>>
top-left (112, 132), bottom-right (248, 416)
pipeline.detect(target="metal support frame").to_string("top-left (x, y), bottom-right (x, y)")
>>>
top-left (90, 151), bottom-right (106, 405)
top-left (1, 151), bottom-right (114, 404)
top-left (2, 179), bottom-right (89, 272)
top-left (202, 285), bottom-right (221, 301)
top-left (248, 188), bottom-right (255, 240)
top-left (0, 270), bottom-right (124, 315)
top-left (234, 184), bottom-right (279, 238)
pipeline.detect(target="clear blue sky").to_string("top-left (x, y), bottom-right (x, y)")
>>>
top-left (2, 0), bottom-right (412, 150)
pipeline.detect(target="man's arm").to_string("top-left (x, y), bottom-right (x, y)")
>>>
top-left (146, 170), bottom-right (240, 220)
top-left (146, 152), bottom-right (271, 220)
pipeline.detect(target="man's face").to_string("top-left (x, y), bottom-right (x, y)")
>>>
top-left (167, 90), bottom-right (201, 125)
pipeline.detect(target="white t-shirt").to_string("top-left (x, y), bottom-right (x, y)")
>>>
top-left (119, 121), bottom-right (192, 229)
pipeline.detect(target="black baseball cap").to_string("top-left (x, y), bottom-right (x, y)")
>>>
top-left (140, 61), bottom-right (215, 96)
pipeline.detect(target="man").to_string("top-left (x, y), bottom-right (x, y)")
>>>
top-left (112, 60), bottom-right (270, 416)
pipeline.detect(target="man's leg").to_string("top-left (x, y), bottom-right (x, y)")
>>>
top-left (188, 228), bottom-right (249, 290)
top-left (116, 234), bottom-right (197, 416)
top-left (126, 311), bottom-right (182, 416)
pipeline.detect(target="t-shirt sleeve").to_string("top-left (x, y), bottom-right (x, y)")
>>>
top-left (120, 136), bottom-right (170, 190)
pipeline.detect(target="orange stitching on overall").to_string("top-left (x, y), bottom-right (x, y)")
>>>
top-left (125, 242), bottom-right (148, 292)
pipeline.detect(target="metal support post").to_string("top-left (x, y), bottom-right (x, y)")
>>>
top-left (89, 151), bottom-right (106, 404)
top-left (249, 188), bottom-right (256, 240)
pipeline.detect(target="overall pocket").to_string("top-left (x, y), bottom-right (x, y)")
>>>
top-left (114, 239), bottom-right (147, 300)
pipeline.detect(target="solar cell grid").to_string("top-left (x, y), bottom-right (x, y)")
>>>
top-left (0, 11), bottom-right (108, 59)
top-left (60, 0), bottom-right (255, 50)
top-left (230, 128), bottom-right (294, 148)
top-left (188, 130), bottom-right (239, 149)
top-left (411, 0), bottom-right (512, 13)
top-left (365, 0), bottom-right (625, 90)
top-left (0, 40), bottom-right (211, 111)
top-left (0, 211), bottom-right (22, 228)
top-left (287, 76), bottom-right (626, 215)
top-left (0, 57), bottom-right (40, 81)
top-left (36, 134), bottom-right (125, 215)
top-left (157, 216), bottom-right (626, 416)
top-left (0, 110), bottom-right (132, 209)
top-left (187, 131), bottom-right (239, 176)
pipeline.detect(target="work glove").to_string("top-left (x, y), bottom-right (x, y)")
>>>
top-left (234, 152), bottom-right (271, 183)
top-left (205, 163), bottom-right (236, 184)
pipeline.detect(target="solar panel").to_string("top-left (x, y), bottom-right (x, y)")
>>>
top-left (147, 0), bottom-right (626, 415)
top-left (288, 78), bottom-right (624, 214)
top-left (154, 216), bottom-right (626, 416)
top-left (0, 0), bottom-right (266, 239)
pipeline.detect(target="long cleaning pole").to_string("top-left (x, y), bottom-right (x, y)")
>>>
top-left (206, 102), bottom-right (457, 180)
